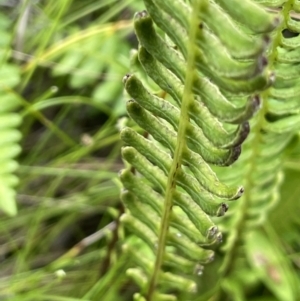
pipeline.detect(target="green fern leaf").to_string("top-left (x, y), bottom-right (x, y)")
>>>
top-left (0, 12), bottom-right (22, 216)
top-left (119, 0), bottom-right (278, 299)
top-left (209, 1), bottom-right (300, 299)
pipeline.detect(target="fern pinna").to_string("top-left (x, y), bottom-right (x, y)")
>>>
top-left (119, 0), bottom-right (282, 300)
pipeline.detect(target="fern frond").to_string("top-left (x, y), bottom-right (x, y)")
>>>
top-left (0, 12), bottom-right (22, 216)
top-left (0, 88), bottom-right (21, 216)
top-left (211, 1), bottom-right (300, 299)
top-left (119, 0), bottom-right (277, 299)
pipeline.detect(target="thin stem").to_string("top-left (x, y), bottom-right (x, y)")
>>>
top-left (146, 0), bottom-right (203, 299)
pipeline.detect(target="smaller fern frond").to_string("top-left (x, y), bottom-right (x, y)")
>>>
top-left (0, 11), bottom-right (22, 216)
top-left (211, 1), bottom-right (300, 299)
top-left (0, 84), bottom-right (21, 216)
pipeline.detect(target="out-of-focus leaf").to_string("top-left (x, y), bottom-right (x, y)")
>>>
top-left (246, 230), bottom-right (300, 301)
top-left (93, 79), bottom-right (122, 105)
top-left (0, 65), bottom-right (20, 88)
top-left (0, 93), bottom-right (20, 113)
top-left (0, 182), bottom-right (17, 216)
top-left (270, 168), bottom-right (300, 245)
top-left (0, 15), bottom-right (21, 214)
top-left (52, 49), bottom-right (84, 77)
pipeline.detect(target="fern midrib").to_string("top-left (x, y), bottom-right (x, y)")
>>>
top-left (145, 1), bottom-right (203, 299)
top-left (220, 0), bottom-right (293, 279)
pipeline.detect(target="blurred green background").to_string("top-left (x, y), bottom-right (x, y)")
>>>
top-left (0, 1), bottom-right (143, 300)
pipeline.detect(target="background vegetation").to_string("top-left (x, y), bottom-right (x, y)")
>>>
top-left (1, 0), bottom-right (143, 300)
top-left (0, 0), bottom-right (299, 301)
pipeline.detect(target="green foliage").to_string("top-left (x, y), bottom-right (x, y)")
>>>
top-left (0, 11), bottom-right (21, 216)
top-left (1, 1), bottom-right (300, 301)
top-left (0, 1), bottom-right (136, 300)
top-left (52, 29), bottom-right (130, 116)
top-left (120, 0), bottom-right (300, 300)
